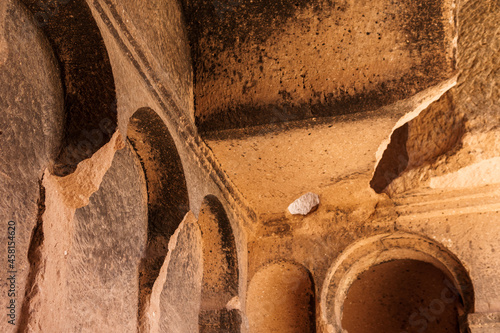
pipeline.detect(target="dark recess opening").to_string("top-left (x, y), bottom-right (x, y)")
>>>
top-left (370, 123), bottom-right (409, 193)
top-left (198, 195), bottom-right (240, 333)
top-left (127, 108), bottom-right (189, 325)
top-left (342, 259), bottom-right (463, 333)
top-left (20, 0), bottom-right (118, 176)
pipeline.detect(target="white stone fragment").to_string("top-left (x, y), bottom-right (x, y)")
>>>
top-left (226, 296), bottom-right (241, 311)
top-left (288, 192), bottom-right (320, 215)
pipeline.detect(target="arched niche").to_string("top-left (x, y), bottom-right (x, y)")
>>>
top-left (126, 107), bottom-right (190, 321)
top-left (20, 0), bottom-right (118, 176)
top-left (247, 261), bottom-right (316, 333)
top-left (198, 195), bottom-right (240, 332)
top-left (321, 232), bottom-right (474, 333)
top-left (342, 259), bottom-right (463, 333)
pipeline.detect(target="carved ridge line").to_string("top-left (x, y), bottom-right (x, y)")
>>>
top-left (89, 0), bottom-right (258, 226)
top-left (397, 202), bottom-right (500, 220)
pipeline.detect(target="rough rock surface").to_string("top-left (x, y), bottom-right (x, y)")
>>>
top-left (0, 1), bottom-right (63, 331)
top-left (66, 143), bottom-right (147, 332)
top-left (112, 0), bottom-right (194, 119)
top-left (157, 213), bottom-right (203, 333)
top-left (342, 260), bottom-right (460, 333)
top-left (380, 0), bottom-right (500, 195)
top-left (17, 132), bottom-right (125, 332)
top-left (185, 0), bottom-right (456, 132)
top-left (0, 0), bottom-right (7, 65)
top-left (198, 196), bottom-right (241, 332)
top-left (288, 192), bottom-right (320, 215)
top-left (0, 0), bottom-right (499, 332)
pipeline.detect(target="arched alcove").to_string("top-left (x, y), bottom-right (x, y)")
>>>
top-left (198, 195), bottom-right (240, 332)
top-left (126, 108), bottom-right (190, 322)
top-left (321, 232), bottom-right (474, 333)
top-left (342, 259), bottom-right (462, 333)
top-left (19, 0), bottom-right (118, 176)
top-left (247, 261), bottom-right (316, 333)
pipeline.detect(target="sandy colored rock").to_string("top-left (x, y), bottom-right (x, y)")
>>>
top-left (66, 143), bottom-right (147, 332)
top-left (158, 212), bottom-right (203, 333)
top-left (0, 1), bottom-right (63, 331)
top-left (247, 262), bottom-right (315, 333)
top-left (0, 0), bottom-right (499, 332)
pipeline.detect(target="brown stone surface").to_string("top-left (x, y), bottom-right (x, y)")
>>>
top-left (66, 143), bottom-right (147, 332)
top-left (393, 185), bottom-right (500, 314)
top-left (112, 0), bottom-right (194, 119)
top-left (469, 312), bottom-right (500, 333)
top-left (378, 0), bottom-right (500, 195)
top-left (158, 213), bottom-right (203, 333)
top-left (247, 262), bottom-right (315, 333)
top-left (18, 0), bottom-right (118, 175)
top-left (342, 259), bottom-right (461, 333)
top-left (0, 1), bottom-right (63, 331)
top-left (0, 1), bottom-right (7, 65)
top-left (205, 77), bottom-right (454, 219)
top-left (17, 132), bottom-right (124, 332)
top-left (127, 108), bottom-right (191, 321)
top-left (0, 0), bottom-right (499, 332)
top-left (198, 195), bottom-right (240, 332)
top-left (185, 0), bottom-right (456, 132)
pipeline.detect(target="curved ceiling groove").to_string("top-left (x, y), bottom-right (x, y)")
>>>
top-left (126, 107), bottom-right (190, 321)
top-left (19, 0), bottom-right (118, 176)
top-left (198, 194), bottom-right (240, 332)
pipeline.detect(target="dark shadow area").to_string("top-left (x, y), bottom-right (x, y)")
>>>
top-left (370, 123), bottom-right (409, 193)
top-left (342, 259), bottom-right (465, 333)
top-left (20, 0), bottom-right (117, 176)
top-left (198, 195), bottom-right (240, 332)
top-left (127, 108), bottom-right (189, 324)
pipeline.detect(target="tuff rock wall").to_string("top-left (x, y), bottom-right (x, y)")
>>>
top-left (0, 0), bottom-right (499, 332)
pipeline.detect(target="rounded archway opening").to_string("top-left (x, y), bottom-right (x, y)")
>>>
top-left (247, 262), bottom-right (316, 333)
top-left (342, 259), bottom-right (462, 333)
top-left (127, 108), bottom-right (190, 323)
top-left (321, 233), bottom-right (474, 333)
top-left (198, 195), bottom-right (240, 332)
top-left (19, 0), bottom-right (118, 175)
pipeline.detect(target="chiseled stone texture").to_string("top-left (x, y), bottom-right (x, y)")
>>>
top-left (186, 0), bottom-right (456, 132)
top-left (66, 144), bottom-right (147, 332)
top-left (381, 0), bottom-right (500, 195)
top-left (159, 215), bottom-right (203, 333)
top-left (455, 0), bottom-right (500, 135)
top-left (109, 0), bottom-right (194, 120)
top-left (469, 312), bottom-right (500, 333)
top-left (247, 262), bottom-right (315, 333)
top-left (0, 1), bottom-right (64, 331)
